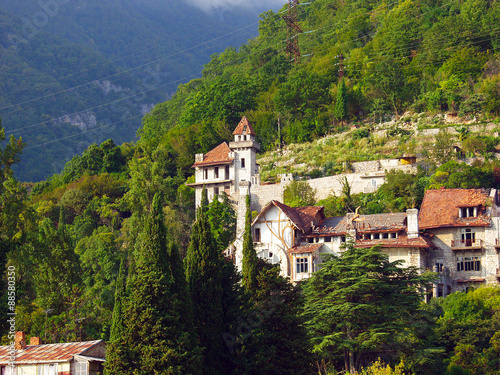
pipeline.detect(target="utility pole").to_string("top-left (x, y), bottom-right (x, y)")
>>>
top-left (283, 0), bottom-right (303, 63)
top-left (338, 54), bottom-right (345, 79)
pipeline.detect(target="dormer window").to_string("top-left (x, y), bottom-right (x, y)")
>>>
top-left (243, 125), bottom-right (247, 133)
top-left (459, 206), bottom-right (478, 218)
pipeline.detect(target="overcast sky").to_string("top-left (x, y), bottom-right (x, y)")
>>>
top-left (184, 0), bottom-right (286, 13)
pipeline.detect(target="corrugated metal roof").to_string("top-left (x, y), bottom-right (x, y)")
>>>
top-left (0, 340), bottom-right (104, 365)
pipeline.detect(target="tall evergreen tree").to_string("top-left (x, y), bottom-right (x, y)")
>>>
top-left (123, 193), bottom-right (201, 374)
top-left (185, 187), bottom-right (226, 375)
top-left (104, 260), bottom-right (133, 374)
top-left (242, 194), bottom-right (258, 292)
top-left (303, 243), bottom-right (434, 373)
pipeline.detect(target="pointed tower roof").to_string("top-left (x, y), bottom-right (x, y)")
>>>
top-left (232, 116), bottom-right (256, 136)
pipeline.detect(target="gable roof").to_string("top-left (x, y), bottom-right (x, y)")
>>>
top-left (419, 188), bottom-right (491, 229)
top-left (253, 200), bottom-right (324, 232)
top-left (232, 116), bottom-right (256, 136)
top-left (355, 233), bottom-right (431, 248)
top-left (192, 142), bottom-right (233, 168)
top-left (0, 340), bottom-right (104, 365)
top-left (311, 213), bottom-right (407, 236)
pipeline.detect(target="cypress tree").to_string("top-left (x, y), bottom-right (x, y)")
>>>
top-left (125, 193), bottom-right (201, 374)
top-left (242, 195), bottom-right (258, 292)
top-left (104, 260), bottom-right (133, 375)
top-left (334, 77), bottom-right (348, 122)
top-left (185, 187), bottom-right (226, 375)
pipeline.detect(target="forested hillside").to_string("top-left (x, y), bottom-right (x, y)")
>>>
top-left (139, 0), bottom-right (500, 173)
top-left (2, 0), bottom-right (500, 374)
top-left (0, 0), bottom-right (265, 181)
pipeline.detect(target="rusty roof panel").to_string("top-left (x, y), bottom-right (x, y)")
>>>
top-left (0, 340), bottom-right (104, 365)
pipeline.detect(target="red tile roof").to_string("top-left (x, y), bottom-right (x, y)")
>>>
top-left (419, 188), bottom-right (491, 229)
top-left (232, 117), bottom-right (256, 136)
top-left (311, 213), bottom-right (408, 236)
top-left (270, 201), bottom-right (323, 232)
top-left (289, 243), bottom-right (323, 254)
top-left (0, 340), bottom-right (104, 365)
top-left (192, 142), bottom-right (233, 167)
top-left (354, 233), bottom-right (431, 248)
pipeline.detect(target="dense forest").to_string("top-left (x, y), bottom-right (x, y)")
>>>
top-left (2, 0), bottom-right (500, 373)
top-left (0, 0), bottom-right (264, 181)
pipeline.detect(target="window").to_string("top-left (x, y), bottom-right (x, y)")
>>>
top-left (214, 187), bottom-right (219, 196)
top-left (435, 258), bottom-right (444, 273)
top-left (340, 236), bottom-right (346, 243)
top-left (371, 179), bottom-right (377, 187)
top-left (307, 237), bottom-right (314, 244)
top-left (214, 167), bottom-right (219, 178)
top-left (461, 228), bottom-right (476, 246)
top-left (382, 233), bottom-right (389, 239)
top-left (243, 125), bottom-right (247, 133)
top-left (296, 257), bottom-right (309, 273)
top-left (204, 168), bottom-right (208, 180)
top-left (73, 361), bottom-right (88, 375)
top-left (460, 207), bottom-right (477, 218)
top-left (38, 364), bottom-right (57, 375)
top-left (390, 232), bottom-right (397, 239)
top-left (372, 233), bottom-right (380, 240)
top-left (225, 165), bottom-right (230, 179)
top-left (254, 228), bottom-right (261, 242)
top-left (324, 236), bottom-right (332, 242)
top-left (435, 258), bottom-right (444, 272)
top-left (456, 256), bottom-right (481, 271)
top-left (241, 158), bottom-right (245, 168)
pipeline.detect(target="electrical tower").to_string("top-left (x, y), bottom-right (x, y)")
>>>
top-left (283, 0), bottom-right (303, 63)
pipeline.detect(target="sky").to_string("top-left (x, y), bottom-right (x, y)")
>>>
top-left (184, 0), bottom-right (286, 13)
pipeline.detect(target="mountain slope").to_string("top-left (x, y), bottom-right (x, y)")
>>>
top-left (0, 0), bottom-right (270, 181)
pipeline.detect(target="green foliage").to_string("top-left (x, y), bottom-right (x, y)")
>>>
top-left (303, 243), bottom-right (434, 373)
top-left (378, 170), bottom-right (428, 211)
top-left (334, 78), bottom-right (348, 121)
top-left (428, 161), bottom-right (495, 189)
top-left (206, 192), bottom-right (236, 252)
top-left (284, 180), bottom-right (317, 207)
top-left (185, 189), bottom-right (227, 374)
top-left (237, 259), bottom-right (313, 375)
top-left (120, 193), bottom-right (201, 374)
top-left (242, 195), bottom-right (258, 293)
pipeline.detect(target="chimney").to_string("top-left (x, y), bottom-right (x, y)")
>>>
top-left (29, 337), bottom-right (41, 346)
top-left (15, 331), bottom-right (26, 350)
top-left (407, 209), bottom-right (419, 239)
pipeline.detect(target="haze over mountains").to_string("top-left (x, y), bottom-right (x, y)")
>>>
top-left (0, 0), bottom-right (284, 181)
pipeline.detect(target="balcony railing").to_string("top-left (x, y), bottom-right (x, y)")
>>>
top-left (451, 238), bottom-right (483, 250)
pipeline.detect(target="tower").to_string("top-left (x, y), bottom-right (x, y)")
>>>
top-left (229, 116), bottom-right (260, 191)
top-left (189, 117), bottom-right (260, 207)
top-left (283, 0), bottom-right (302, 63)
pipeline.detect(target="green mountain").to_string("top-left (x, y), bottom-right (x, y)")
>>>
top-left (0, 0), bottom-right (269, 181)
top-left (139, 0), bottom-right (500, 175)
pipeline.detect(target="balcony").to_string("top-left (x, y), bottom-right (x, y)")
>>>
top-left (495, 239), bottom-right (500, 251)
top-left (451, 238), bottom-right (483, 251)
